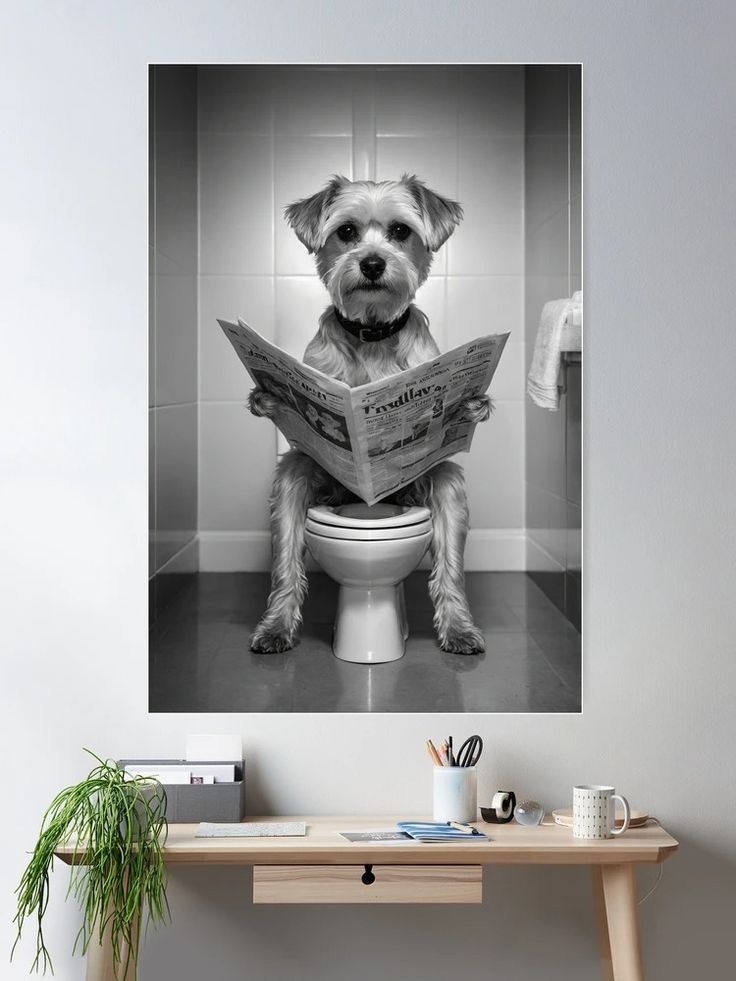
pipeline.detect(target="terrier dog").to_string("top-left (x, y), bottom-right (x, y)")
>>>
top-left (248, 174), bottom-right (491, 655)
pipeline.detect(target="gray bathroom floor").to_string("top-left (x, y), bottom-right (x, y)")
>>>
top-left (149, 572), bottom-right (581, 713)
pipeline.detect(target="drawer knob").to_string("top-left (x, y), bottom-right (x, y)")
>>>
top-left (361, 864), bottom-right (376, 885)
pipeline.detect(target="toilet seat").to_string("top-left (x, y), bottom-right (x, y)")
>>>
top-left (308, 503), bottom-right (431, 531)
top-left (305, 516), bottom-right (432, 541)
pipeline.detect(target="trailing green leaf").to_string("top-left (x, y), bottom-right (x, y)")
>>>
top-left (12, 749), bottom-right (169, 977)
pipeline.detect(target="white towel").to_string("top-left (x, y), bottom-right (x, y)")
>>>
top-left (527, 294), bottom-right (580, 411)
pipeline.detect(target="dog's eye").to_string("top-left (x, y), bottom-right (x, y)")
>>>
top-left (388, 223), bottom-right (411, 242)
top-left (336, 224), bottom-right (358, 243)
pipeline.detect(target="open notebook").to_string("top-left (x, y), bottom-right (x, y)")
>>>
top-left (397, 822), bottom-right (489, 842)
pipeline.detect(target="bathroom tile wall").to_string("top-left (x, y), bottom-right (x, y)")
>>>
top-left (196, 66), bottom-right (527, 571)
top-left (149, 67), bottom-right (199, 615)
top-left (524, 65), bottom-right (582, 626)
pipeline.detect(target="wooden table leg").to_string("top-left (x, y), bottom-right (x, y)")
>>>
top-left (85, 912), bottom-right (139, 981)
top-left (592, 866), bottom-right (614, 981)
top-left (599, 864), bottom-right (645, 981)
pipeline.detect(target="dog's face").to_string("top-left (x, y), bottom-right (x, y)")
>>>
top-left (285, 174), bottom-right (463, 324)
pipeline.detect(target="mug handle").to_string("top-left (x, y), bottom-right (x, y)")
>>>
top-left (610, 794), bottom-right (631, 836)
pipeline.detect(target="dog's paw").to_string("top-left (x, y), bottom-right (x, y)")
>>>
top-left (439, 626), bottom-right (486, 655)
top-left (459, 395), bottom-right (493, 424)
top-left (248, 387), bottom-right (281, 420)
top-left (250, 626), bottom-right (295, 654)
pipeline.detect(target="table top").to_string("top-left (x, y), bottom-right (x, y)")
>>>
top-left (54, 815), bottom-right (678, 867)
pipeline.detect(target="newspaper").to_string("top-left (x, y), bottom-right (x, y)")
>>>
top-left (218, 318), bottom-right (510, 506)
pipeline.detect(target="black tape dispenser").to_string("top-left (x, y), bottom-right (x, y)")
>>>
top-left (481, 790), bottom-right (516, 824)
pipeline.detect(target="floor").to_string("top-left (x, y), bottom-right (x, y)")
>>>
top-left (149, 572), bottom-right (581, 713)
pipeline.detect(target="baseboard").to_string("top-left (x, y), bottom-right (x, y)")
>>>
top-left (525, 534), bottom-right (566, 572)
top-left (463, 529), bottom-right (527, 571)
top-left (198, 529), bottom-right (528, 573)
top-left (152, 535), bottom-right (199, 575)
top-left (149, 538), bottom-right (199, 624)
top-left (199, 531), bottom-right (273, 572)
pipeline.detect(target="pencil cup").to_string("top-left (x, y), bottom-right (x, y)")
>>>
top-left (433, 766), bottom-right (478, 824)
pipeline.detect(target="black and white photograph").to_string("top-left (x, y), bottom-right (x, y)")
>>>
top-left (5, 4), bottom-right (735, 980)
top-left (149, 64), bottom-right (582, 713)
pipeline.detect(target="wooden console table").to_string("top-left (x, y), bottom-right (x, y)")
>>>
top-left (55, 815), bottom-right (678, 981)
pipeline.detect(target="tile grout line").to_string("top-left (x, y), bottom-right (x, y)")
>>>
top-left (269, 73), bottom-right (279, 462)
top-left (151, 70), bottom-right (158, 587)
top-left (196, 65), bottom-right (203, 561)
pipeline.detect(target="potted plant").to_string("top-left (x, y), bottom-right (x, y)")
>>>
top-left (12, 750), bottom-right (169, 978)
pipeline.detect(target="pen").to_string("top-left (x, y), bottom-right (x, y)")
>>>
top-left (448, 735), bottom-right (455, 767)
top-left (448, 822), bottom-right (476, 833)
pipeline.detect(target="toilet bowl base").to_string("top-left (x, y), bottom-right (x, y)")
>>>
top-left (333, 584), bottom-right (408, 664)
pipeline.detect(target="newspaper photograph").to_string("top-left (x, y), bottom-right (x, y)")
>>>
top-left (218, 318), bottom-right (510, 506)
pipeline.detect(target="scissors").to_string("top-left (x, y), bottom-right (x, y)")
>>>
top-left (455, 735), bottom-right (483, 768)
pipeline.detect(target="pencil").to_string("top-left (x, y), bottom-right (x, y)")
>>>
top-left (426, 739), bottom-right (443, 767)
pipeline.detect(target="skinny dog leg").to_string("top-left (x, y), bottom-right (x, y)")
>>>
top-left (426, 462), bottom-right (485, 655)
top-left (251, 450), bottom-right (320, 654)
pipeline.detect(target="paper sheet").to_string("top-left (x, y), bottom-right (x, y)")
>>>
top-left (195, 822), bottom-right (307, 837)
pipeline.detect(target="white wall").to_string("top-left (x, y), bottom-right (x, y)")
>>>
top-left (2, 3), bottom-right (735, 980)
top-left (149, 67), bottom-right (199, 597)
top-left (525, 65), bottom-right (581, 619)
top-left (197, 66), bottom-right (527, 572)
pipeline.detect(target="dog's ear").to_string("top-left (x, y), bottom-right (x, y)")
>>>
top-left (401, 173), bottom-right (463, 251)
top-left (284, 175), bottom-right (347, 253)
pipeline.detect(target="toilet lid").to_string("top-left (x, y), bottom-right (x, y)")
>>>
top-left (305, 517), bottom-right (433, 541)
top-left (307, 503), bottom-right (431, 530)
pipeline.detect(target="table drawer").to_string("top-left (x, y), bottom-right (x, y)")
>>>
top-left (253, 865), bottom-right (482, 904)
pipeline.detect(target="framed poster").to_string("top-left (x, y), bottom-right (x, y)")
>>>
top-left (149, 64), bottom-right (581, 713)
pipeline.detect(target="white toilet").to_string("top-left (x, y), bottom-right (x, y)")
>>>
top-left (304, 502), bottom-right (433, 664)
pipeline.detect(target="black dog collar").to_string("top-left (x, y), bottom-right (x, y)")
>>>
top-left (332, 305), bottom-right (411, 343)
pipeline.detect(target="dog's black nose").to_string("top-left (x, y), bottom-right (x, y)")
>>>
top-left (359, 255), bottom-right (386, 281)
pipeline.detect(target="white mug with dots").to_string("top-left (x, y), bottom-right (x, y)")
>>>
top-left (573, 785), bottom-right (631, 839)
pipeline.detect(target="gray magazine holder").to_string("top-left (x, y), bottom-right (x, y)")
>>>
top-left (118, 759), bottom-right (245, 823)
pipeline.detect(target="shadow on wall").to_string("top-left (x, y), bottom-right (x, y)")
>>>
top-left (140, 835), bottom-right (731, 980)
top-left (142, 863), bottom-right (597, 979)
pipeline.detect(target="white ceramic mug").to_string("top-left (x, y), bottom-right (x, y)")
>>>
top-left (573, 785), bottom-right (631, 839)
top-left (433, 766), bottom-right (477, 823)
